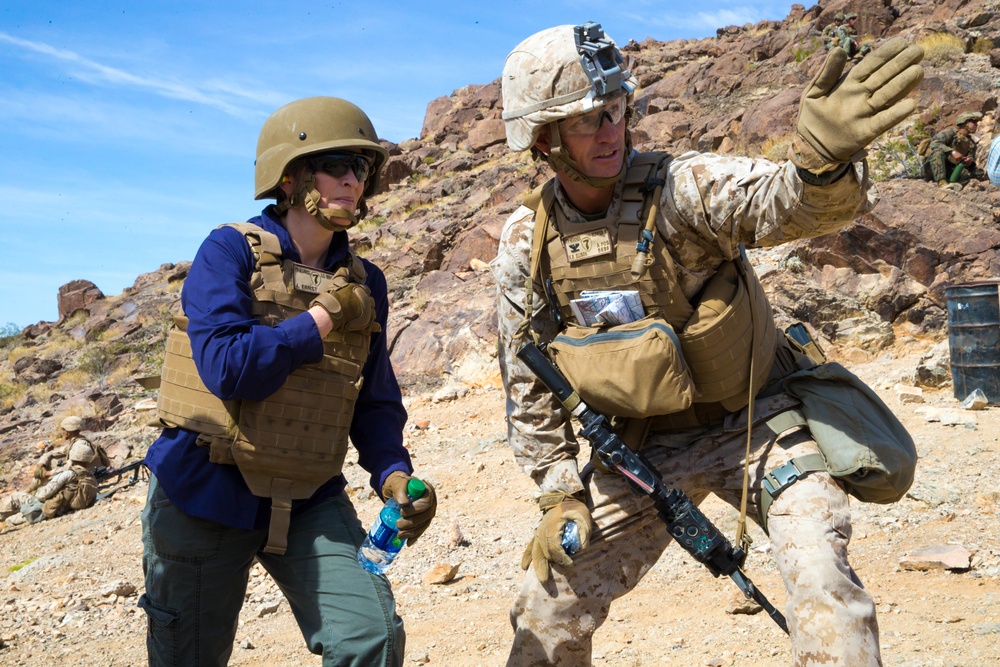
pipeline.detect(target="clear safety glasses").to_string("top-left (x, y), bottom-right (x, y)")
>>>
top-left (558, 96), bottom-right (627, 137)
top-left (308, 152), bottom-right (373, 183)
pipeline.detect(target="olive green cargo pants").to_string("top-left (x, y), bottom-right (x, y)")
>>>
top-left (140, 475), bottom-right (404, 667)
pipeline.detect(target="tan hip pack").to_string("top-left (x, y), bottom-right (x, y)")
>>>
top-left (548, 315), bottom-right (695, 419)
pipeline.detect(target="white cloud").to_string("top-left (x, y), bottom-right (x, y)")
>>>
top-left (0, 31), bottom-right (269, 119)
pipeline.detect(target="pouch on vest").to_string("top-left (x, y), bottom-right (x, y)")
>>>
top-left (679, 258), bottom-right (776, 411)
top-left (916, 137), bottom-right (931, 156)
top-left (548, 315), bottom-right (695, 419)
top-left (781, 362), bottom-right (916, 503)
top-left (69, 471), bottom-right (98, 510)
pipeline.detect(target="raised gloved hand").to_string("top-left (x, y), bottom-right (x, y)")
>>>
top-left (520, 492), bottom-right (592, 582)
top-left (310, 282), bottom-right (376, 332)
top-left (382, 471), bottom-right (437, 545)
top-left (791, 38), bottom-right (924, 173)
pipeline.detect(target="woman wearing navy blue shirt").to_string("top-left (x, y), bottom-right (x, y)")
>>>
top-left (139, 97), bottom-right (435, 667)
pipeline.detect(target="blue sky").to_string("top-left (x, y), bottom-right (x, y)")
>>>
top-left (0, 1), bottom-right (795, 329)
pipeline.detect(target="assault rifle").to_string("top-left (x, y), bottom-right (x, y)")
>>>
top-left (95, 459), bottom-right (147, 485)
top-left (516, 341), bottom-right (789, 634)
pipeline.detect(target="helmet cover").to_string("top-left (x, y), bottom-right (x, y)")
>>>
top-left (69, 440), bottom-right (96, 464)
top-left (956, 111), bottom-right (983, 126)
top-left (501, 23), bottom-right (637, 152)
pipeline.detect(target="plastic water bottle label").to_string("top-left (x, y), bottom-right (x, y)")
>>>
top-left (369, 522), bottom-right (403, 553)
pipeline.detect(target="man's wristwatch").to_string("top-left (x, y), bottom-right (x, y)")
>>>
top-left (796, 161), bottom-right (852, 186)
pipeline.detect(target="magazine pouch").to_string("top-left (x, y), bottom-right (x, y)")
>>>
top-left (548, 315), bottom-right (695, 419)
top-left (782, 362), bottom-right (917, 503)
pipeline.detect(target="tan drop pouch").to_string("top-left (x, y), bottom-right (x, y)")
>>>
top-left (548, 316), bottom-right (695, 419)
top-left (777, 362), bottom-right (917, 504)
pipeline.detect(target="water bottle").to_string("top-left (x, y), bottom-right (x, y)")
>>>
top-left (561, 520), bottom-right (581, 556)
top-left (357, 477), bottom-right (427, 575)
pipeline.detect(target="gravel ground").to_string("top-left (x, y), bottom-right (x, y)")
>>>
top-left (2, 344), bottom-right (999, 667)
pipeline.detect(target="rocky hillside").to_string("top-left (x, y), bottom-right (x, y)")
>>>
top-left (2, 0), bottom-right (999, 484)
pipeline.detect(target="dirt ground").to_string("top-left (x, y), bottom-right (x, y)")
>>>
top-left (2, 339), bottom-right (999, 667)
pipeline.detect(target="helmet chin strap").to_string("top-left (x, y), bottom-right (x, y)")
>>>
top-left (277, 170), bottom-right (366, 230)
top-left (537, 121), bottom-right (630, 188)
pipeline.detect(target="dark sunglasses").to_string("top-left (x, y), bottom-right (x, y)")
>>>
top-left (308, 152), bottom-right (373, 183)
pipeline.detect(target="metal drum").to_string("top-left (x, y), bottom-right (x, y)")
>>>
top-left (945, 281), bottom-right (1000, 403)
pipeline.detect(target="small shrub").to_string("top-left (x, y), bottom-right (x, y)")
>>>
top-left (917, 33), bottom-right (965, 67)
top-left (108, 359), bottom-right (141, 387)
top-left (789, 37), bottom-right (823, 63)
top-left (972, 37), bottom-right (993, 54)
top-left (868, 123), bottom-right (930, 181)
top-left (409, 290), bottom-right (430, 312)
top-left (6, 344), bottom-right (35, 366)
top-left (7, 558), bottom-right (37, 572)
top-left (0, 322), bottom-right (21, 349)
top-left (77, 342), bottom-right (128, 379)
top-left (43, 335), bottom-right (83, 357)
top-left (355, 214), bottom-right (386, 234)
top-left (0, 380), bottom-right (27, 409)
top-left (760, 133), bottom-right (795, 163)
top-left (54, 369), bottom-right (90, 393)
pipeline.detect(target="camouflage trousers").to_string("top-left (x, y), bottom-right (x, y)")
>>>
top-left (0, 492), bottom-right (43, 524)
top-left (923, 151), bottom-right (986, 183)
top-left (507, 397), bottom-right (881, 667)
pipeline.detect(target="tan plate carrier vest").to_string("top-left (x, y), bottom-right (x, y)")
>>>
top-left (43, 464), bottom-right (98, 518)
top-left (155, 223), bottom-right (377, 554)
top-left (524, 152), bottom-right (778, 430)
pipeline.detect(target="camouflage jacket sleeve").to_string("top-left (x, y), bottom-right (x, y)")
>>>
top-left (929, 128), bottom-right (958, 155)
top-left (490, 205), bottom-right (585, 497)
top-left (659, 151), bottom-right (876, 265)
top-left (33, 469), bottom-right (74, 501)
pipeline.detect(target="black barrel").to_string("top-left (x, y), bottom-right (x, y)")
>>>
top-left (945, 281), bottom-right (1000, 403)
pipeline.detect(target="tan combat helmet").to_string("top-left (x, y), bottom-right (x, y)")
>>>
top-left (68, 439), bottom-right (96, 465)
top-left (501, 22), bottom-right (638, 187)
top-left (956, 111), bottom-right (983, 126)
top-left (254, 97), bottom-right (389, 229)
top-left (834, 12), bottom-right (845, 22)
top-left (60, 415), bottom-right (83, 433)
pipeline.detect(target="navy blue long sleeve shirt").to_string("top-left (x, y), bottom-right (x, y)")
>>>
top-left (145, 206), bottom-right (410, 530)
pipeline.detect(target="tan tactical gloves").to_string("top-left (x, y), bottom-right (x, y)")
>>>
top-left (521, 492), bottom-right (593, 582)
top-left (382, 471), bottom-right (437, 545)
top-left (310, 282), bottom-right (376, 332)
top-left (791, 38), bottom-right (924, 175)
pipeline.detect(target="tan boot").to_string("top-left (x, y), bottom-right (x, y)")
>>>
top-left (939, 180), bottom-right (963, 192)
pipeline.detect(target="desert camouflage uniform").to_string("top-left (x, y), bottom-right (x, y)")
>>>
top-left (0, 463), bottom-right (96, 524)
top-left (491, 149), bottom-right (883, 666)
top-left (923, 127), bottom-right (984, 183)
top-left (834, 24), bottom-right (870, 58)
top-left (0, 491), bottom-right (40, 524)
top-left (26, 435), bottom-right (107, 493)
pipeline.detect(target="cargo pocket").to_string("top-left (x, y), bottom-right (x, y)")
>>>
top-left (138, 593), bottom-right (179, 663)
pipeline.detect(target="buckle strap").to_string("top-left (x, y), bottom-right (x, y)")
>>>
top-left (759, 452), bottom-right (827, 534)
top-left (262, 478), bottom-right (295, 555)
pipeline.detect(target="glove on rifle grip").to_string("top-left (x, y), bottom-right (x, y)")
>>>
top-left (521, 494), bottom-right (592, 582)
